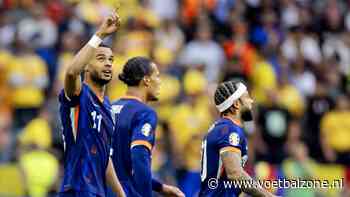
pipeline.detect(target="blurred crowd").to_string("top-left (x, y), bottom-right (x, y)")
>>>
top-left (0, 0), bottom-right (350, 196)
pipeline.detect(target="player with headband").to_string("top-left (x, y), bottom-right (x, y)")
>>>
top-left (199, 80), bottom-right (277, 197)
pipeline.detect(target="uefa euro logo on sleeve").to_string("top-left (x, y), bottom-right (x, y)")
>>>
top-left (141, 123), bottom-right (152, 136)
top-left (229, 133), bottom-right (240, 146)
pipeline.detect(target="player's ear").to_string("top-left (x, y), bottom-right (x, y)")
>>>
top-left (232, 100), bottom-right (240, 109)
top-left (143, 76), bottom-right (151, 87)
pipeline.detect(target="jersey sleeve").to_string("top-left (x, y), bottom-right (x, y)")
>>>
top-left (58, 89), bottom-right (81, 107)
top-left (131, 146), bottom-right (153, 197)
top-left (217, 125), bottom-right (243, 155)
top-left (131, 109), bottom-right (157, 152)
top-left (152, 178), bottom-right (163, 192)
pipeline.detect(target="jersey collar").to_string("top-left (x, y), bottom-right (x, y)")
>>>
top-left (120, 95), bottom-right (144, 103)
top-left (84, 83), bottom-right (105, 103)
top-left (222, 116), bottom-right (242, 127)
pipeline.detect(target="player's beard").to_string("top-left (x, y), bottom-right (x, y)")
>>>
top-left (90, 70), bottom-right (111, 86)
top-left (146, 93), bottom-right (159, 102)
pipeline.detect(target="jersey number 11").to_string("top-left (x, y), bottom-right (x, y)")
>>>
top-left (91, 111), bottom-right (102, 132)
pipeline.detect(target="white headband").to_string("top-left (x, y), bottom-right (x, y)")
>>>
top-left (216, 82), bottom-right (247, 112)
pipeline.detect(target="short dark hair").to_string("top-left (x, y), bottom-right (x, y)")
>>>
top-left (98, 43), bottom-right (112, 49)
top-left (118, 57), bottom-right (153, 86)
top-left (214, 80), bottom-right (241, 115)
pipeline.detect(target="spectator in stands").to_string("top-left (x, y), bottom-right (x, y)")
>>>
top-left (8, 41), bottom-right (48, 129)
top-left (18, 109), bottom-right (59, 197)
top-left (179, 21), bottom-right (225, 83)
top-left (304, 82), bottom-right (334, 162)
top-left (290, 57), bottom-right (316, 98)
top-left (320, 94), bottom-right (350, 165)
top-left (283, 142), bottom-right (318, 197)
top-left (168, 69), bottom-right (212, 197)
top-left (0, 12), bottom-right (15, 49)
top-left (17, 5), bottom-right (58, 49)
top-left (255, 90), bottom-right (293, 165)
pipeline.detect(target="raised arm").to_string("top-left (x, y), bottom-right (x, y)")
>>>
top-left (64, 11), bottom-right (120, 98)
top-left (221, 151), bottom-right (276, 197)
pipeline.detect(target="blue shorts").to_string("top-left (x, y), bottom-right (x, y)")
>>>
top-left (58, 191), bottom-right (100, 197)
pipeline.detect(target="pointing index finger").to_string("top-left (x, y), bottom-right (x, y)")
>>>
top-left (114, 2), bottom-right (121, 13)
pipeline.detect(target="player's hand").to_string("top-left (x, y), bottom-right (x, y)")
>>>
top-left (96, 10), bottom-right (121, 38)
top-left (160, 184), bottom-right (185, 197)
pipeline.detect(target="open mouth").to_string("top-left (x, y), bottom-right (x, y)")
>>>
top-left (102, 70), bottom-right (112, 77)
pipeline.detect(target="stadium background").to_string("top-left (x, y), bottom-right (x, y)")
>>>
top-left (0, 0), bottom-right (350, 196)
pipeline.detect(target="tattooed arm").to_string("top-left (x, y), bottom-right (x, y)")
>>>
top-left (221, 150), bottom-right (276, 197)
